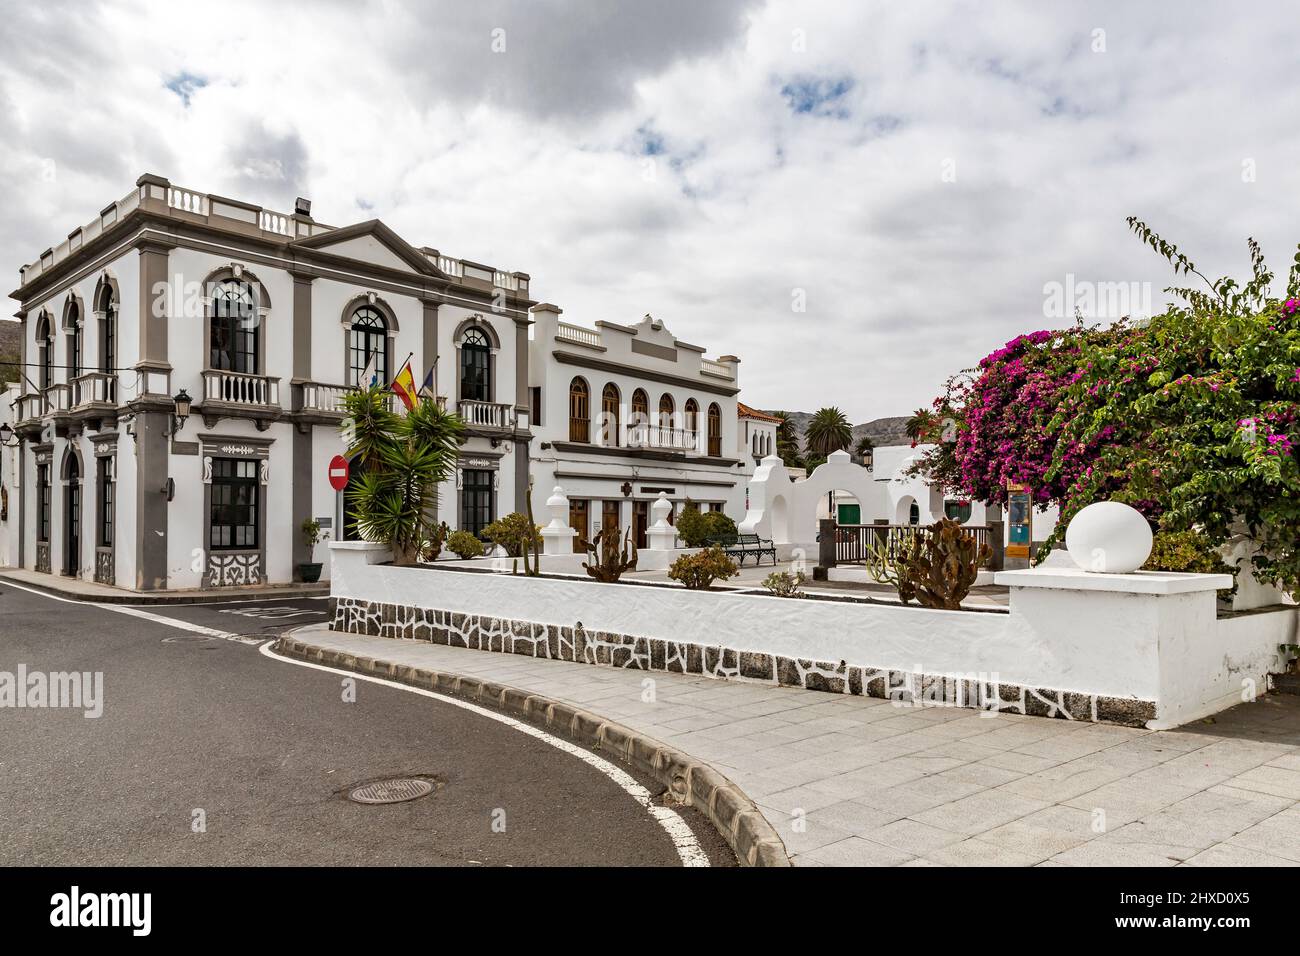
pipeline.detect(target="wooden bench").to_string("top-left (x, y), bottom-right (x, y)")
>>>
top-left (707, 532), bottom-right (777, 567)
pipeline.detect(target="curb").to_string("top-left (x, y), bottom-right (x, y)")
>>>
top-left (0, 573), bottom-right (329, 605)
top-left (274, 634), bottom-right (792, 868)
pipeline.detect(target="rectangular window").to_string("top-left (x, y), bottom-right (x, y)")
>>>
top-left (460, 469), bottom-right (494, 538)
top-left (37, 464), bottom-right (50, 542)
top-left (97, 457), bottom-right (114, 547)
top-left (209, 458), bottom-right (260, 550)
top-left (530, 386), bottom-right (542, 427)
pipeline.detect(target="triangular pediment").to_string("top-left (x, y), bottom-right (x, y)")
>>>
top-left (292, 219), bottom-right (443, 277)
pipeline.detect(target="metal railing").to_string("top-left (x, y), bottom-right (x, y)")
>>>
top-left (834, 522), bottom-right (996, 565)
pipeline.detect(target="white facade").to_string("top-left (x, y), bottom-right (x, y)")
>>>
top-left (3, 174), bottom-right (534, 591)
top-left (527, 307), bottom-right (747, 549)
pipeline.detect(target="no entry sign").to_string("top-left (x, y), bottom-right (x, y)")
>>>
top-left (328, 455), bottom-right (350, 491)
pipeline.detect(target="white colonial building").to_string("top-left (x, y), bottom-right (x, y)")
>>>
top-left (526, 308), bottom-right (752, 548)
top-left (2, 174), bottom-right (534, 591)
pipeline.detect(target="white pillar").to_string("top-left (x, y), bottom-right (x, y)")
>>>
top-left (540, 485), bottom-right (576, 555)
top-left (645, 491), bottom-right (677, 551)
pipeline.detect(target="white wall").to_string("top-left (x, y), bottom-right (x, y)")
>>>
top-left (332, 543), bottom-right (1289, 729)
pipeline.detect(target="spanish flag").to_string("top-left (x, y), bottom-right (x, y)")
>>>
top-left (390, 356), bottom-right (418, 411)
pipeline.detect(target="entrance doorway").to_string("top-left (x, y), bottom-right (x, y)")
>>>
top-left (64, 457), bottom-right (80, 576)
top-left (601, 500), bottom-right (621, 540)
top-left (633, 500), bottom-right (649, 549)
top-left (569, 498), bottom-right (589, 552)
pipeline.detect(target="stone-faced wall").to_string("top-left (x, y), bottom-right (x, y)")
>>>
top-left (329, 595), bottom-right (1157, 726)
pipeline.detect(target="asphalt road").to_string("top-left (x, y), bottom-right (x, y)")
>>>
top-left (0, 583), bottom-right (734, 866)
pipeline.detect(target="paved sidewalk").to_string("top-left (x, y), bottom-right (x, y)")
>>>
top-left (0, 567), bottom-right (329, 604)
top-left (288, 625), bottom-right (1300, 867)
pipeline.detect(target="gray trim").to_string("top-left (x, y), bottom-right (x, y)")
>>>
top-left (136, 238), bottom-right (172, 367)
top-left (514, 319), bottom-right (528, 412)
top-left (549, 440), bottom-right (741, 467)
top-left (514, 437), bottom-right (529, 512)
top-left (134, 410), bottom-right (169, 590)
top-left (551, 469), bottom-right (738, 489)
top-left (201, 451), bottom-right (268, 588)
top-left (292, 273), bottom-right (314, 380)
top-left (631, 338), bottom-right (678, 362)
top-left (421, 300), bottom-right (439, 399)
top-left (292, 426), bottom-right (312, 576)
top-left (552, 350), bottom-right (740, 397)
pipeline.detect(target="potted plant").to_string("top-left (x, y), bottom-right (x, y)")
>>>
top-left (300, 518), bottom-right (328, 583)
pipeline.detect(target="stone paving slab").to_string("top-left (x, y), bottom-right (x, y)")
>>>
top-left (287, 625), bottom-right (1300, 867)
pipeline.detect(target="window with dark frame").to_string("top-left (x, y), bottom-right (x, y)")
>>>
top-left (37, 315), bottom-right (53, 389)
top-left (209, 458), bottom-right (260, 550)
top-left (97, 457), bottom-right (113, 547)
top-left (569, 377), bottom-right (590, 442)
top-left (460, 468), bottom-right (494, 537)
top-left (67, 303), bottom-right (81, 380)
top-left (460, 327), bottom-right (491, 401)
top-left (209, 280), bottom-right (259, 374)
top-left (37, 464), bottom-right (50, 542)
top-left (349, 306), bottom-right (388, 386)
top-left (100, 291), bottom-right (116, 374)
top-left (707, 402), bottom-right (722, 457)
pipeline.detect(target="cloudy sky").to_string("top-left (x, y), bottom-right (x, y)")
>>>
top-left (2, 0), bottom-right (1298, 420)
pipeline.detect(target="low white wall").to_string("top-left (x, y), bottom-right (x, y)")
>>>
top-left (330, 543), bottom-right (1293, 728)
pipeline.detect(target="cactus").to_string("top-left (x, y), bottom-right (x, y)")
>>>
top-left (582, 525), bottom-right (638, 583)
top-left (522, 477), bottom-right (541, 577)
top-left (898, 518), bottom-right (991, 610)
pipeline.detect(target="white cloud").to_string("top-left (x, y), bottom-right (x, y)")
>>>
top-left (4, 0), bottom-right (1300, 421)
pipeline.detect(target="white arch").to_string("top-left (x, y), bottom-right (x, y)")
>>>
top-left (740, 449), bottom-right (885, 546)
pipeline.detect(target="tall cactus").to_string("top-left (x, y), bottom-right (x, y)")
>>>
top-left (582, 526), bottom-right (639, 583)
top-left (899, 518), bottom-right (991, 610)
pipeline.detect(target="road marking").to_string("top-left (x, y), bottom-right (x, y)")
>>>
top-left (217, 605), bottom-right (325, 620)
top-left (259, 641), bottom-right (711, 867)
top-left (0, 578), bottom-right (260, 644)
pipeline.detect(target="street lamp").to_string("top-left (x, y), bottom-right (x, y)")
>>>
top-left (169, 388), bottom-right (192, 435)
top-left (0, 423), bottom-right (15, 447)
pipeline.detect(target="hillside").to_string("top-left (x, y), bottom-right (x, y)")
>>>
top-left (762, 410), bottom-right (912, 449)
top-left (0, 320), bottom-right (20, 385)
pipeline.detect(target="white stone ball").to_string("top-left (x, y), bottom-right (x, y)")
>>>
top-left (1065, 501), bottom-right (1153, 573)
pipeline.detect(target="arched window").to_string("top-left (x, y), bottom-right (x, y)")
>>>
top-left (629, 388), bottom-right (649, 446)
top-left (569, 378), bottom-right (590, 442)
top-left (64, 300), bottom-right (82, 380)
top-left (459, 326), bottom-right (491, 402)
top-left (36, 313), bottom-right (53, 389)
top-left (601, 383), bottom-right (620, 446)
top-left (209, 280), bottom-right (259, 374)
top-left (707, 403), bottom-right (722, 457)
top-left (684, 398), bottom-right (699, 437)
top-left (909, 501), bottom-right (921, 525)
top-left (752, 433), bottom-right (759, 456)
top-left (657, 393), bottom-right (675, 429)
top-left (349, 306), bottom-right (389, 387)
top-left (97, 283), bottom-right (116, 374)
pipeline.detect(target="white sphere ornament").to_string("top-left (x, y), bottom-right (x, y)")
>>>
top-left (1065, 501), bottom-right (1153, 573)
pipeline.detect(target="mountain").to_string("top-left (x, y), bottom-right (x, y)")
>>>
top-left (0, 320), bottom-right (20, 385)
top-left (762, 410), bottom-right (912, 450)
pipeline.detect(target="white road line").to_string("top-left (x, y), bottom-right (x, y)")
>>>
top-left (0, 578), bottom-right (260, 643)
top-left (258, 641), bottom-right (711, 867)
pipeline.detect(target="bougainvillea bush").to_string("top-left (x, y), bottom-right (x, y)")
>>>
top-left (912, 219), bottom-right (1300, 593)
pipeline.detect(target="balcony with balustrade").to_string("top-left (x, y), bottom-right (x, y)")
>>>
top-left (457, 399), bottom-right (516, 433)
top-left (197, 369), bottom-right (282, 429)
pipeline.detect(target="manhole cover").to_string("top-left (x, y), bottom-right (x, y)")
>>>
top-left (348, 778), bottom-right (435, 805)
top-left (160, 635), bottom-right (214, 644)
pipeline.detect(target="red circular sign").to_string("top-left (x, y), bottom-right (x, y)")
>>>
top-left (328, 455), bottom-right (350, 491)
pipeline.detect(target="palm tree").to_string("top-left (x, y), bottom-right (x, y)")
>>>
top-left (804, 406), bottom-right (853, 459)
top-left (341, 387), bottom-right (465, 565)
top-left (773, 411), bottom-right (804, 469)
top-left (905, 408), bottom-right (931, 442)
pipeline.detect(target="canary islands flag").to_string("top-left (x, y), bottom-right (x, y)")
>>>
top-left (390, 356), bottom-right (418, 411)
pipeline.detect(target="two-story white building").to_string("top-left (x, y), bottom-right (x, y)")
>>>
top-left (526, 308), bottom-right (750, 548)
top-left (3, 174), bottom-right (535, 591)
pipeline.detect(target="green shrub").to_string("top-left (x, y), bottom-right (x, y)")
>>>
top-left (447, 530), bottom-right (485, 560)
top-left (1144, 530), bottom-right (1236, 583)
top-left (421, 521), bottom-right (451, 561)
top-left (675, 504), bottom-right (737, 547)
top-left (762, 570), bottom-right (805, 597)
top-left (482, 512), bottom-right (542, 557)
top-left (668, 546), bottom-right (739, 590)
